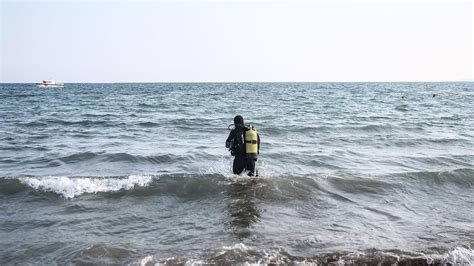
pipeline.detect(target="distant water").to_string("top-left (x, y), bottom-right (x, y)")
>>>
top-left (0, 82), bottom-right (473, 264)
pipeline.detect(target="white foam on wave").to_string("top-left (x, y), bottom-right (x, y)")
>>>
top-left (132, 245), bottom-right (474, 265)
top-left (217, 243), bottom-right (288, 265)
top-left (19, 175), bottom-right (153, 199)
top-left (339, 246), bottom-right (474, 265)
top-left (200, 155), bottom-right (275, 180)
top-left (425, 247), bottom-right (474, 265)
top-left (220, 243), bottom-right (251, 252)
top-left (138, 255), bottom-right (154, 266)
top-left (199, 156), bottom-right (234, 177)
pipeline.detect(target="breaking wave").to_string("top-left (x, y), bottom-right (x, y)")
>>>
top-left (133, 244), bottom-right (474, 265)
top-left (16, 175), bottom-right (153, 199)
top-left (1, 168), bottom-right (472, 199)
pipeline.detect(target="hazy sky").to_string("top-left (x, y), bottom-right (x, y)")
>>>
top-left (1, 0), bottom-right (472, 82)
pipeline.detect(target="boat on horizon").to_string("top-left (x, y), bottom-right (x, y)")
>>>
top-left (37, 80), bottom-right (64, 88)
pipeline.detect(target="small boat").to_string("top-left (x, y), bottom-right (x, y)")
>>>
top-left (37, 80), bottom-right (64, 88)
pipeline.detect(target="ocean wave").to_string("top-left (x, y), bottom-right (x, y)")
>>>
top-left (57, 152), bottom-right (181, 164)
top-left (322, 168), bottom-right (474, 196)
top-left (81, 113), bottom-right (118, 118)
top-left (401, 168), bottom-right (474, 187)
top-left (16, 175), bottom-right (153, 199)
top-left (20, 121), bottom-right (48, 127)
top-left (425, 246), bottom-right (474, 265)
top-left (395, 104), bottom-right (409, 112)
top-left (137, 102), bottom-right (154, 107)
top-left (260, 123), bottom-right (400, 135)
top-left (0, 174), bottom-right (300, 199)
top-left (59, 152), bottom-right (98, 163)
top-left (133, 244), bottom-right (474, 265)
top-left (44, 119), bottom-right (121, 127)
top-left (337, 247), bottom-right (474, 265)
top-left (68, 244), bottom-right (137, 265)
top-left (136, 121), bottom-right (160, 127)
top-left (0, 174), bottom-right (235, 199)
top-left (1, 168), bottom-right (472, 199)
top-left (325, 176), bottom-right (396, 195)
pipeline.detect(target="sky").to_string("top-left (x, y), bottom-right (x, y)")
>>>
top-left (0, 0), bottom-right (472, 82)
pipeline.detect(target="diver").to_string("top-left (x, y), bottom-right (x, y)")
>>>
top-left (225, 115), bottom-right (260, 176)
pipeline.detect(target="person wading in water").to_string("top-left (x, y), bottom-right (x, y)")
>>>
top-left (225, 115), bottom-right (260, 176)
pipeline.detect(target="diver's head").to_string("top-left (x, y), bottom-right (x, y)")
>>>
top-left (234, 115), bottom-right (244, 127)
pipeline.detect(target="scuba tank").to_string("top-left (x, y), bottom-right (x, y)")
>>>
top-left (227, 123), bottom-right (260, 176)
top-left (245, 125), bottom-right (258, 160)
top-left (227, 124), bottom-right (258, 159)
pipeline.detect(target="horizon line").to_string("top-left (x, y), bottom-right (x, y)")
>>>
top-left (1, 80), bottom-right (473, 84)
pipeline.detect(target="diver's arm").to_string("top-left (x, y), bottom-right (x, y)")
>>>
top-left (225, 130), bottom-right (234, 148)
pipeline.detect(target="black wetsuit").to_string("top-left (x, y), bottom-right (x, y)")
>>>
top-left (226, 126), bottom-right (260, 176)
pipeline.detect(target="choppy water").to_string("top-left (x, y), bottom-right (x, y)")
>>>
top-left (0, 82), bottom-right (473, 265)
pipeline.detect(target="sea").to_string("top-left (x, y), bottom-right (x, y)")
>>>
top-left (0, 82), bottom-right (473, 265)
